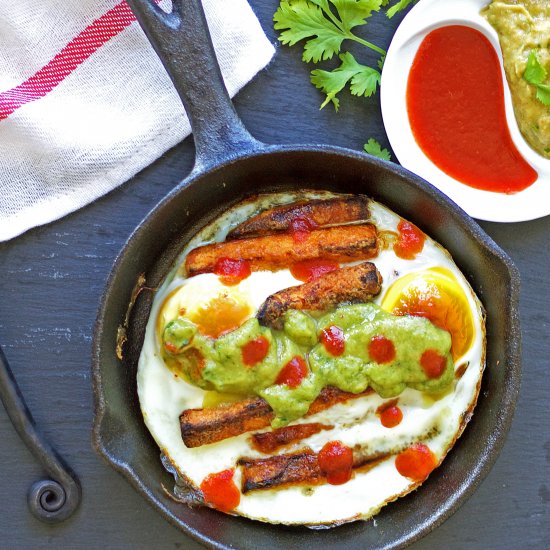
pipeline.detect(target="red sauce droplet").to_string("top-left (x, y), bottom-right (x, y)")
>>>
top-left (368, 335), bottom-right (396, 364)
top-left (394, 220), bottom-right (426, 260)
top-left (290, 259), bottom-right (340, 282)
top-left (395, 443), bottom-right (437, 482)
top-left (318, 441), bottom-right (354, 485)
top-left (420, 349), bottom-right (447, 379)
top-left (275, 356), bottom-right (308, 388)
top-left (320, 325), bottom-right (345, 356)
top-left (164, 341), bottom-right (179, 354)
top-left (213, 257), bottom-right (251, 286)
top-left (183, 348), bottom-right (206, 384)
top-left (200, 469), bottom-right (240, 512)
top-left (241, 336), bottom-right (270, 366)
top-left (407, 25), bottom-right (537, 193)
top-left (289, 216), bottom-right (317, 243)
top-left (377, 400), bottom-right (403, 428)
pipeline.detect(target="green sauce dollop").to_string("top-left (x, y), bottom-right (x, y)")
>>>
top-left (163, 303), bottom-right (454, 427)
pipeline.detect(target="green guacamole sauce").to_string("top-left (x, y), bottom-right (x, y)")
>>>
top-left (482, 0), bottom-right (550, 158)
top-left (163, 304), bottom-right (454, 427)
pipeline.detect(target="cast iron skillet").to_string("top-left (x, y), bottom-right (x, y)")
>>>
top-left (92, 1), bottom-right (521, 548)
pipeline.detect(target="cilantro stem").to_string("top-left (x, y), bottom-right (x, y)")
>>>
top-left (320, 4), bottom-right (346, 33)
top-left (348, 34), bottom-right (387, 56)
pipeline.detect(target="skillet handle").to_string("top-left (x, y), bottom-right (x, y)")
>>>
top-left (126, 0), bottom-right (264, 170)
top-left (0, 346), bottom-right (81, 523)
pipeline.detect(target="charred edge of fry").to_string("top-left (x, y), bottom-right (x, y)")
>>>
top-left (353, 452), bottom-right (392, 472)
top-left (226, 196), bottom-right (371, 240)
top-left (239, 449), bottom-right (394, 494)
top-left (184, 224), bottom-right (379, 277)
top-left (307, 387), bottom-right (374, 415)
top-left (251, 423), bottom-right (333, 454)
top-left (455, 362), bottom-right (469, 379)
top-left (257, 262), bottom-right (383, 330)
top-left (238, 451), bottom-right (324, 493)
top-left (180, 387), bottom-right (372, 448)
top-left (180, 398), bottom-right (274, 448)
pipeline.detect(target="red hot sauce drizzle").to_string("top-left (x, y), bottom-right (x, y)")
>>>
top-left (395, 443), bottom-right (437, 482)
top-left (276, 356), bottom-right (308, 388)
top-left (368, 335), bottom-right (396, 364)
top-left (420, 349), bottom-right (447, 379)
top-left (290, 259), bottom-right (340, 282)
top-left (241, 336), bottom-right (270, 367)
top-left (320, 325), bottom-right (345, 356)
top-left (394, 220), bottom-right (425, 260)
top-left (318, 441), bottom-right (354, 485)
top-left (289, 216), bottom-right (318, 243)
top-left (407, 25), bottom-right (537, 193)
top-left (213, 257), bottom-right (251, 286)
top-left (200, 469), bottom-right (240, 512)
top-left (377, 400), bottom-right (403, 428)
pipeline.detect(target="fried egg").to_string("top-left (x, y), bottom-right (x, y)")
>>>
top-left (137, 191), bottom-right (485, 525)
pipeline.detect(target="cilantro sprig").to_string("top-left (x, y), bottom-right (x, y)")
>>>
top-left (274, 0), bottom-right (417, 160)
top-left (523, 50), bottom-right (550, 106)
top-left (274, 0), bottom-right (418, 110)
top-left (383, 0), bottom-right (417, 19)
top-left (311, 51), bottom-right (381, 110)
top-left (364, 138), bottom-right (391, 160)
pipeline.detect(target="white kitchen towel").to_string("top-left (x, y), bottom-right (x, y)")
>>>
top-left (0, 0), bottom-right (275, 241)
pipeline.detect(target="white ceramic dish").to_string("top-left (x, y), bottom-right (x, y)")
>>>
top-left (381, 0), bottom-right (550, 223)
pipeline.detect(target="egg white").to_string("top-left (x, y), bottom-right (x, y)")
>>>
top-left (137, 191), bottom-right (485, 525)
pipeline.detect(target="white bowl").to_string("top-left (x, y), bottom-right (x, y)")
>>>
top-left (381, 0), bottom-right (550, 222)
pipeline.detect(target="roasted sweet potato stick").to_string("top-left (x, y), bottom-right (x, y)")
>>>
top-left (251, 423), bottom-right (333, 454)
top-left (184, 224), bottom-right (379, 277)
top-left (227, 196), bottom-right (371, 240)
top-left (239, 449), bottom-right (390, 493)
top-left (257, 262), bottom-right (382, 329)
top-left (180, 398), bottom-right (273, 448)
top-left (180, 387), bottom-right (372, 448)
top-left (238, 451), bottom-right (322, 493)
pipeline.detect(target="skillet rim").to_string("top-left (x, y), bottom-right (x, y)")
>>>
top-left (91, 143), bottom-right (521, 550)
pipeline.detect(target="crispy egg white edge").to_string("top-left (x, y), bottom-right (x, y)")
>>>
top-left (137, 191), bottom-right (486, 525)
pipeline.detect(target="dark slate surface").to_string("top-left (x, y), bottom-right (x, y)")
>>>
top-left (0, 2), bottom-right (548, 548)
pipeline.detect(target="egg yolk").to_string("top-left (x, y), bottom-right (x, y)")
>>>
top-left (381, 267), bottom-right (475, 361)
top-left (188, 295), bottom-right (251, 339)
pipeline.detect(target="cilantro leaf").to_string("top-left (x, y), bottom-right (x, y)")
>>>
top-left (349, 64), bottom-right (381, 97)
top-left (536, 83), bottom-right (550, 106)
top-left (311, 52), bottom-right (381, 109)
top-left (364, 139), bottom-right (391, 160)
top-left (524, 51), bottom-right (547, 85)
top-left (330, 0), bottom-right (383, 32)
top-left (385, 0), bottom-right (418, 18)
top-left (523, 51), bottom-right (550, 106)
top-left (274, 1), bottom-right (385, 63)
top-left (274, 0), bottom-right (346, 62)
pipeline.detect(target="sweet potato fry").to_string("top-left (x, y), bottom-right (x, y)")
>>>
top-left (227, 196), bottom-right (371, 240)
top-left (184, 224), bottom-right (379, 277)
top-left (238, 451), bottom-right (323, 493)
top-left (257, 262), bottom-right (382, 329)
top-left (251, 423), bottom-right (333, 454)
top-left (239, 449), bottom-right (391, 493)
top-left (180, 398), bottom-right (273, 448)
top-left (180, 386), bottom-right (373, 448)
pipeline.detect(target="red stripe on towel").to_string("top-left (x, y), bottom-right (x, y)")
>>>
top-left (0, 1), bottom-right (136, 120)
